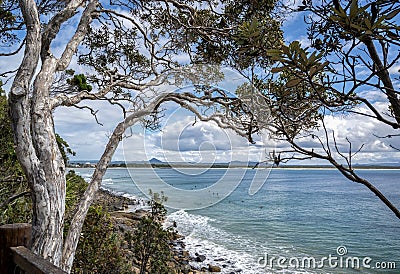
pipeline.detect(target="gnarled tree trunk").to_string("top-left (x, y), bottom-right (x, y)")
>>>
top-left (9, 0), bottom-right (68, 267)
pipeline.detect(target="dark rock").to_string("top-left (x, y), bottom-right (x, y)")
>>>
top-left (181, 265), bottom-right (191, 274)
top-left (113, 204), bottom-right (125, 211)
top-left (196, 254), bottom-right (206, 262)
top-left (214, 258), bottom-right (225, 261)
top-left (131, 209), bottom-right (149, 220)
top-left (208, 264), bottom-right (221, 272)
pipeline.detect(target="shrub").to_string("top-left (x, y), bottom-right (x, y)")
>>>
top-left (72, 205), bottom-right (130, 274)
top-left (125, 192), bottom-right (174, 274)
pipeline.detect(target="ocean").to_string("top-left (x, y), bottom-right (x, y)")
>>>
top-left (75, 168), bottom-right (400, 273)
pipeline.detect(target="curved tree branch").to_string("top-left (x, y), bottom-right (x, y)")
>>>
top-left (0, 191), bottom-right (31, 210)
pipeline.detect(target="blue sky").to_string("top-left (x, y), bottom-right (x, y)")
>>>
top-left (2, 1), bottom-right (400, 165)
top-left (56, 3), bottom-right (400, 164)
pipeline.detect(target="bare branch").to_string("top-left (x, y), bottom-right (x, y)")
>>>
top-left (373, 133), bottom-right (400, 138)
top-left (41, 0), bottom-right (87, 59)
top-left (71, 104), bottom-right (103, 126)
top-left (57, 1), bottom-right (99, 71)
top-left (0, 39), bottom-right (25, 56)
top-left (0, 191), bottom-right (30, 210)
top-left (389, 144), bottom-right (400, 151)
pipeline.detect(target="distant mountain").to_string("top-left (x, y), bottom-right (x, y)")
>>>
top-left (69, 160), bottom-right (98, 164)
top-left (69, 159), bottom-right (399, 168)
top-left (148, 158), bottom-right (164, 164)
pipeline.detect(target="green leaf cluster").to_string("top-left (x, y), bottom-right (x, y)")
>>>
top-left (0, 83), bottom-right (22, 176)
top-left (65, 170), bottom-right (87, 212)
top-left (233, 17), bottom-right (283, 69)
top-left (63, 170), bottom-right (132, 273)
top-left (125, 191), bottom-right (174, 274)
top-left (307, 1), bottom-right (400, 53)
top-left (56, 134), bottom-right (76, 165)
top-left (0, 0), bottom-right (18, 45)
top-left (330, 0), bottom-right (400, 40)
top-left (257, 42), bottom-right (334, 138)
top-left (268, 41), bottom-right (329, 87)
top-left (145, 0), bottom-right (283, 70)
top-left (67, 74), bottom-right (93, 91)
top-left (79, 25), bottom-right (150, 82)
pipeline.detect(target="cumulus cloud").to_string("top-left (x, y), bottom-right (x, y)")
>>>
top-left (311, 104), bottom-right (400, 164)
top-left (144, 114), bottom-right (259, 163)
top-left (54, 100), bottom-right (127, 160)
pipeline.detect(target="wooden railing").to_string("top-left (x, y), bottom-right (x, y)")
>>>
top-left (0, 223), bottom-right (67, 274)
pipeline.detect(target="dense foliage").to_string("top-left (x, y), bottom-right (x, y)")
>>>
top-left (72, 205), bottom-right (130, 274)
top-left (125, 192), bottom-right (174, 274)
top-left (0, 86), bottom-right (30, 225)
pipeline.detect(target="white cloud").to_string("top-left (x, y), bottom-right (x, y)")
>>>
top-left (55, 91), bottom-right (400, 165)
top-left (54, 100), bottom-right (126, 160)
top-left (38, 4), bottom-right (398, 167)
top-left (314, 104), bottom-right (400, 163)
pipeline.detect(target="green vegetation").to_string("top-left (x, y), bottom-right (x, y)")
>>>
top-left (0, 0), bottom-right (18, 45)
top-left (67, 73), bottom-right (93, 92)
top-left (1, 88), bottom-right (175, 272)
top-left (64, 174), bottom-right (176, 273)
top-left (0, 87), bottom-right (30, 225)
top-left (125, 191), bottom-right (174, 274)
top-left (62, 170), bottom-right (132, 273)
top-left (57, 134), bottom-right (76, 165)
top-left (0, 87), bottom-right (77, 224)
top-left (72, 204), bottom-right (130, 273)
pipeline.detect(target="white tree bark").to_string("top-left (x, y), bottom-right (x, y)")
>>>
top-left (61, 94), bottom-right (169, 271)
top-left (29, 57), bottom-right (66, 266)
top-left (8, 1), bottom-right (255, 272)
top-left (9, 0), bottom-right (98, 267)
top-left (10, 0), bottom-right (66, 265)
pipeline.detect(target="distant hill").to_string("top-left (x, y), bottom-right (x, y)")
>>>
top-left (149, 158), bottom-right (164, 164)
top-left (68, 158), bottom-right (399, 169)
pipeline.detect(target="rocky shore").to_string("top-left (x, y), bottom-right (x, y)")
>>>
top-left (94, 188), bottom-right (223, 273)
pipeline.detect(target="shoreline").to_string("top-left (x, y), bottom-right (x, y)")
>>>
top-left (71, 165), bottom-right (400, 170)
top-left (83, 169), bottom-right (399, 274)
top-left (95, 187), bottom-right (223, 273)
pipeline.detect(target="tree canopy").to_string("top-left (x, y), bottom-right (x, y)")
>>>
top-left (0, 0), bottom-right (283, 272)
top-left (1, 0), bottom-right (399, 272)
top-left (226, 0), bottom-right (400, 218)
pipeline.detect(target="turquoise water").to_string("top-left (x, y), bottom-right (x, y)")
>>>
top-left (75, 168), bottom-right (400, 273)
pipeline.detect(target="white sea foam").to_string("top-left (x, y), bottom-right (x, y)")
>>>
top-left (167, 210), bottom-right (315, 274)
top-left (167, 210), bottom-right (265, 273)
top-left (103, 178), bottom-right (113, 185)
top-left (79, 174), bottom-right (92, 182)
